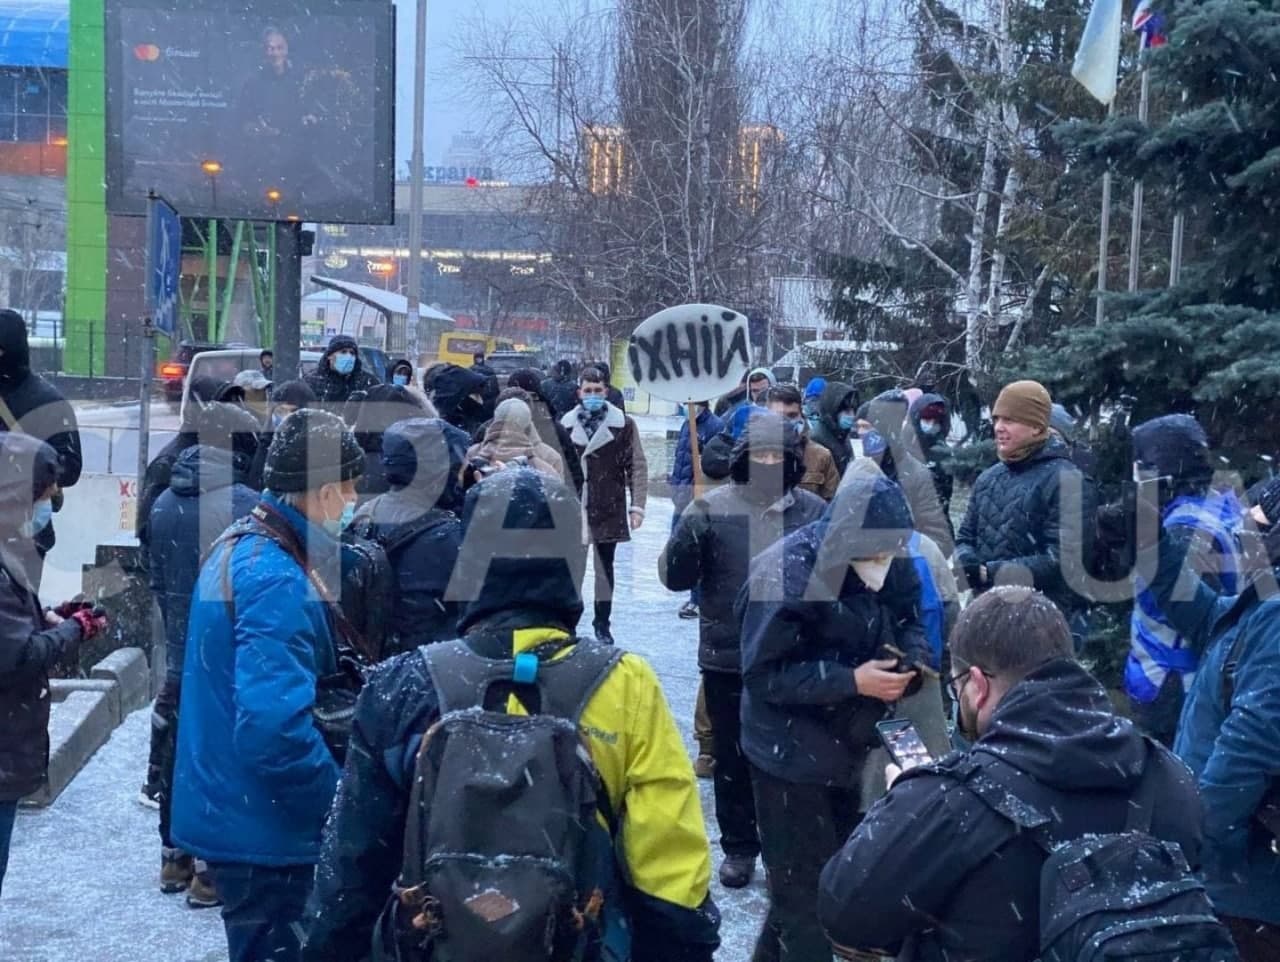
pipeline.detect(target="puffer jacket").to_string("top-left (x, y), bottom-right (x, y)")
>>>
top-left (737, 475), bottom-right (928, 787)
top-left (669, 407), bottom-right (726, 515)
top-left (304, 335), bottom-right (381, 409)
top-left (953, 436), bottom-right (1095, 616)
top-left (660, 415), bottom-right (827, 672)
top-left (808, 380), bottom-right (858, 477)
top-left (147, 445), bottom-right (258, 684)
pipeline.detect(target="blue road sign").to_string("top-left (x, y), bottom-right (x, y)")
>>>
top-left (146, 195), bottom-right (181, 336)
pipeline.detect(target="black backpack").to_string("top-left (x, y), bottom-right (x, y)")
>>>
top-left (385, 638), bottom-right (622, 962)
top-left (961, 747), bottom-right (1240, 962)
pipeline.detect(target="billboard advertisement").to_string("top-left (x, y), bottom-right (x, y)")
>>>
top-left (105, 0), bottom-right (394, 224)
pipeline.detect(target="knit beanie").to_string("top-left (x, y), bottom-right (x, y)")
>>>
top-left (1254, 477), bottom-right (1280, 527)
top-left (263, 409), bottom-right (364, 493)
top-left (993, 380), bottom-right (1052, 432)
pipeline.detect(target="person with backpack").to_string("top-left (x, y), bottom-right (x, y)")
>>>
top-left (302, 468), bottom-right (720, 962)
top-left (172, 409), bottom-right (366, 962)
top-left (350, 418), bottom-right (468, 654)
top-left (818, 587), bottom-right (1226, 962)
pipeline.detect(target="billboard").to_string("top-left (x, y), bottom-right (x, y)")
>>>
top-left (105, 0), bottom-right (394, 224)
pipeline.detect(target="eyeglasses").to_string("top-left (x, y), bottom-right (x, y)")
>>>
top-left (949, 664), bottom-right (991, 697)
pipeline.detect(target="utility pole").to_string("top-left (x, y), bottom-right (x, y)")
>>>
top-left (404, 0), bottom-right (428, 363)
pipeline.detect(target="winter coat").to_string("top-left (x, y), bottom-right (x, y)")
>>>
top-left (808, 380), bottom-right (858, 477)
top-left (953, 436), bottom-right (1095, 616)
top-left (819, 658), bottom-right (1203, 962)
top-left (303, 335), bottom-right (381, 409)
top-left (561, 404), bottom-right (648, 544)
top-left (147, 445), bottom-right (258, 684)
top-left (880, 446), bottom-right (955, 556)
top-left (669, 407), bottom-right (726, 515)
top-left (172, 493), bottom-right (342, 866)
top-left (736, 476), bottom-right (928, 787)
top-left (427, 363), bottom-right (490, 437)
top-left (540, 372), bottom-right (580, 420)
top-left (798, 435), bottom-right (840, 501)
top-left (471, 396), bottom-right (583, 493)
top-left (466, 425), bottom-right (564, 482)
top-left (137, 431), bottom-right (199, 552)
top-left (661, 478), bottom-right (825, 673)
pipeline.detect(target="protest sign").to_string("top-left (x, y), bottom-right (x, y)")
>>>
top-left (627, 304), bottom-right (752, 404)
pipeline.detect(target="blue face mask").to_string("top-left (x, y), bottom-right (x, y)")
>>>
top-left (271, 412), bottom-right (286, 430)
top-left (323, 499), bottom-right (357, 537)
top-left (392, 373), bottom-right (409, 387)
top-left (24, 500), bottom-right (52, 537)
top-left (582, 396), bottom-right (606, 413)
top-left (789, 418), bottom-right (806, 435)
top-left (333, 353), bottom-right (356, 375)
top-left (838, 413), bottom-right (856, 431)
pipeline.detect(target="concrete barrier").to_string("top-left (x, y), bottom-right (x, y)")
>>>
top-left (24, 690), bottom-right (115, 807)
top-left (50, 677), bottom-right (123, 728)
top-left (90, 646), bottom-right (151, 715)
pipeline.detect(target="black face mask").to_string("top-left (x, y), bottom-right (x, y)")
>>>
top-left (742, 461), bottom-right (787, 504)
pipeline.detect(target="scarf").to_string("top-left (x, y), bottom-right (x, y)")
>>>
top-left (998, 432), bottom-right (1048, 465)
top-left (577, 405), bottom-right (607, 440)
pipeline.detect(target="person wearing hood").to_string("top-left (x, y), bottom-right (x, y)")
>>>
top-left (660, 411), bottom-right (826, 890)
top-left (303, 335), bottom-right (380, 409)
top-left (173, 409), bottom-right (363, 962)
top-left (505, 369), bottom-right (583, 493)
top-left (561, 366), bottom-right (648, 644)
top-left (145, 408), bottom-right (261, 906)
top-left (303, 469), bottom-right (721, 962)
top-left (861, 390), bottom-right (955, 556)
top-left (908, 391), bottom-right (954, 520)
top-left (806, 380), bottom-right (859, 478)
top-left (348, 384), bottom-right (431, 501)
top-left (467, 396), bottom-right (564, 482)
top-left (735, 474), bottom-right (928, 962)
top-left (0, 434), bottom-right (108, 897)
top-left (1124, 413), bottom-right (1244, 744)
top-left (0, 309), bottom-right (82, 564)
top-left (425, 362), bottom-right (491, 437)
top-left (953, 380), bottom-right (1095, 635)
top-left (713, 367), bottom-right (775, 419)
top-left (248, 380), bottom-right (317, 490)
top-left (698, 367), bottom-right (780, 480)
top-left (666, 399), bottom-right (726, 620)
top-left (818, 587), bottom-right (1204, 962)
top-left (387, 358), bottom-right (414, 388)
top-left (350, 418), bottom-right (468, 653)
top-left (540, 358), bottom-right (580, 419)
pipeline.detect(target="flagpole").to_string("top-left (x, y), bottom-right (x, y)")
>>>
top-left (1127, 62), bottom-right (1149, 292)
top-left (1169, 211), bottom-right (1184, 285)
top-left (1097, 100), bottom-right (1114, 325)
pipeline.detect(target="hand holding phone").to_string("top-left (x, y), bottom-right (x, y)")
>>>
top-left (876, 718), bottom-right (934, 773)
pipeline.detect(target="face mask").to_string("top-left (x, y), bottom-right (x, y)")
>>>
top-left (851, 556), bottom-right (893, 592)
top-left (271, 413), bottom-right (286, 429)
top-left (789, 418), bottom-right (806, 435)
top-left (323, 498), bottom-right (357, 537)
top-left (23, 499), bottom-right (52, 537)
top-left (838, 414), bottom-right (856, 431)
top-left (393, 373), bottom-right (409, 387)
top-left (744, 460), bottom-right (787, 503)
top-left (920, 419), bottom-right (941, 435)
top-left (333, 353), bottom-right (356, 375)
top-left (582, 396), bottom-right (606, 413)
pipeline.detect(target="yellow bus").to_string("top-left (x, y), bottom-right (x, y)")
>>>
top-left (434, 331), bottom-right (516, 367)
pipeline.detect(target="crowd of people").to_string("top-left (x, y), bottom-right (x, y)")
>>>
top-left (1, 322), bottom-right (1278, 962)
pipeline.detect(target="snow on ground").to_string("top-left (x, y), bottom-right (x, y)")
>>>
top-left (0, 495), bottom-right (768, 962)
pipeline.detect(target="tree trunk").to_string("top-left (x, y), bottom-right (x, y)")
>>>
top-left (964, 106), bottom-right (997, 375)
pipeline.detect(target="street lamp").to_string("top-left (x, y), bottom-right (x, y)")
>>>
top-left (265, 187), bottom-right (283, 205)
top-left (202, 159), bottom-right (222, 210)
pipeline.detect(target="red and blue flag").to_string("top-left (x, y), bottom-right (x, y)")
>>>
top-left (1132, 0), bottom-right (1167, 48)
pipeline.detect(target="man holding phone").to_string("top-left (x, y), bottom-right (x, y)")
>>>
top-left (819, 587), bottom-right (1203, 962)
top-left (737, 474), bottom-right (929, 962)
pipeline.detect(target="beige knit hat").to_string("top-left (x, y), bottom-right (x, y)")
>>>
top-left (993, 380), bottom-right (1052, 432)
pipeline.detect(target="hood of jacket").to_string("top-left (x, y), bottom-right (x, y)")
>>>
top-left (0, 432), bottom-right (56, 527)
top-left (909, 392), bottom-right (952, 438)
top-left (814, 473), bottom-right (914, 570)
top-left (1132, 413), bottom-right (1213, 489)
top-left (818, 380), bottom-right (859, 428)
top-left (976, 657), bottom-right (1148, 792)
top-left (320, 335), bottom-right (365, 378)
top-left (352, 384), bottom-right (425, 450)
top-left (429, 363), bottom-right (489, 418)
top-left (864, 389), bottom-right (911, 443)
top-left (730, 409), bottom-right (806, 492)
top-left (455, 468), bottom-right (586, 634)
top-left (168, 444), bottom-right (252, 497)
top-left (0, 308), bottom-right (30, 382)
top-left (381, 417), bottom-right (469, 510)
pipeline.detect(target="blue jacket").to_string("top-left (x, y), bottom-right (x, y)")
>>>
top-left (669, 408), bottom-right (725, 513)
top-left (907, 532), bottom-right (946, 670)
top-left (172, 493), bottom-right (342, 866)
top-left (147, 445), bottom-right (258, 684)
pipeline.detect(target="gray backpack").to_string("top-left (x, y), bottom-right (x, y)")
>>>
top-left (387, 638), bottom-right (622, 962)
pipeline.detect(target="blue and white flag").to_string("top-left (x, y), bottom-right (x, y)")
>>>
top-left (1072, 0), bottom-right (1122, 104)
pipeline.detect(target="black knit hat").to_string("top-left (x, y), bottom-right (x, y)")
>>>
top-left (263, 408), bottom-right (364, 492)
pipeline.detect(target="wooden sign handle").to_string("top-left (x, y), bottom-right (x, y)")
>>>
top-left (687, 400), bottom-right (704, 500)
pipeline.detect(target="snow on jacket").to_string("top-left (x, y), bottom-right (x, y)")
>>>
top-left (426, 363), bottom-right (490, 436)
top-left (147, 445), bottom-right (258, 684)
top-left (303, 335), bottom-right (381, 409)
top-left (172, 493), bottom-right (342, 866)
top-left (561, 403), bottom-right (648, 544)
top-left (736, 475), bottom-right (928, 787)
top-left (661, 420), bottom-right (826, 673)
top-left (953, 436), bottom-right (1095, 615)
top-left (669, 407), bottom-right (726, 515)
top-left (819, 658), bottom-right (1203, 961)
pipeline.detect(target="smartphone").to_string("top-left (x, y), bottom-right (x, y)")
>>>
top-left (876, 718), bottom-right (934, 772)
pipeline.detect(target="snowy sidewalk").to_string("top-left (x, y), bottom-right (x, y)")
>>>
top-left (0, 497), bottom-right (767, 962)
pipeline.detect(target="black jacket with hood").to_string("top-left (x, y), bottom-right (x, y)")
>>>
top-left (303, 335), bottom-right (381, 409)
top-left (660, 412), bottom-right (827, 673)
top-left (909, 392), bottom-right (954, 517)
top-left (426, 363), bottom-right (490, 436)
top-left (0, 310), bottom-right (81, 556)
top-left (349, 384), bottom-right (428, 501)
top-left (0, 434), bottom-right (83, 801)
top-left (818, 658), bottom-right (1203, 962)
top-left (736, 475), bottom-right (928, 787)
top-left (807, 380), bottom-right (858, 477)
top-left (865, 391), bottom-right (955, 556)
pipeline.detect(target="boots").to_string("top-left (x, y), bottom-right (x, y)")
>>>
top-left (185, 860), bottom-right (222, 909)
top-left (160, 847), bottom-right (193, 894)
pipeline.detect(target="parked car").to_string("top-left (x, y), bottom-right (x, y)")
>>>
top-left (159, 340), bottom-right (226, 408)
top-left (485, 350), bottom-right (545, 377)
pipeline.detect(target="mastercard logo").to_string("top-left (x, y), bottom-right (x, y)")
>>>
top-left (133, 44), bottom-right (160, 62)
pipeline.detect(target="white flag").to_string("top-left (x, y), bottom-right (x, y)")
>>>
top-left (1072, 0), bottom-right (1122, 105)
